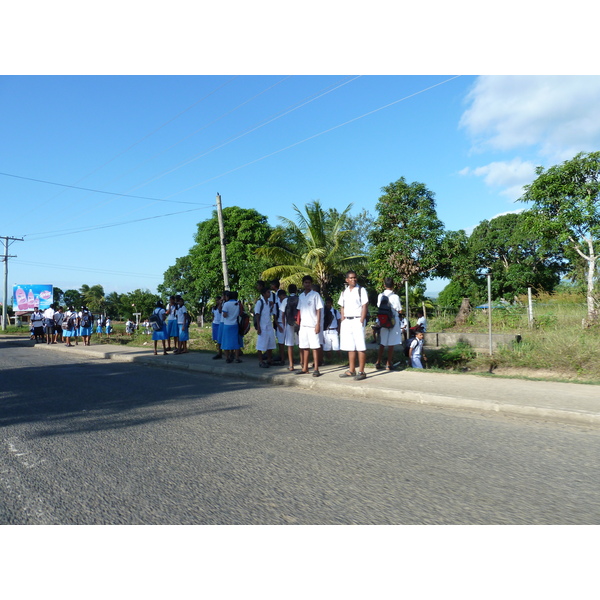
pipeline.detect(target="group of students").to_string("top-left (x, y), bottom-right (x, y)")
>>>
top-left (29, 304), bottom-right (109, 347)
top-left (210, 272), bottom-right (428, 380)
top-left (148, 295), bottom-right (192, 355)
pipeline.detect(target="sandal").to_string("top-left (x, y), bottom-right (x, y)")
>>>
top-left (374, 362), bottom-right (384, 370)
top-left (339, 371), bottom-right (356, 378)
top-left (288, 367), bottom-right (296, 372)
top-left (296, 370), bottom-right (309, 375)
top-left (312, 370), bottom-right (321, 377)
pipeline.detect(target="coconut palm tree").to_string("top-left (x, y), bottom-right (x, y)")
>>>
top-left (256, 201), bottom-right (366, 296)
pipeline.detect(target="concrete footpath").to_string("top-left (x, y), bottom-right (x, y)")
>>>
top-left (25, 338), bottom-right (600, 427)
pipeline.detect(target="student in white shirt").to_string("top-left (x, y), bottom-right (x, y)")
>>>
top-left (338, 270), bottom-right (369, 381)
top-left (375, 278), bottom-right (403, 370)
top-left (322, 296), bottom-right (341, 361)
top-left (297, 275), bottom-right (323, 377)
top-left (255, 288), bottom-right (277, 367)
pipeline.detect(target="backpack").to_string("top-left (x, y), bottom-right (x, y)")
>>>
top-left (80, 311), bottom-right (92, 328)
top-left (149, 310), bottom-right (163, 331)
top-left (285, 295), bottom-right (300, 333)
top-left (238, 304), bottom-right (250, 336)
top-left (377, 294), bottom-right (395, 329)
top-left (64, 313), bottom-right (77, 331)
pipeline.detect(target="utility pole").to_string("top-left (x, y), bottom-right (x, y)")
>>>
top-left (1, 236), bottom-right (24, 331)
top-left (215, 193), bottom-right (230, 291)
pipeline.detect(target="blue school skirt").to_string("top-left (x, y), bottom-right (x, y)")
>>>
top-left (152, 324), bottom-right (167, 341)
top-left (166, 320), bottom-right (179, 337)
top-left (212, 322), bottom-right (221, 342)
top-left (178, 325), bottom-right (189, 342)
top-left (220, 323), bottom-right (241, 350)
top-left (79, 326), bottom-right (92, 337)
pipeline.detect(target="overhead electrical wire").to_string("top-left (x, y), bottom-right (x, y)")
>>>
top-left (170, 75), bottom-right (462, 196)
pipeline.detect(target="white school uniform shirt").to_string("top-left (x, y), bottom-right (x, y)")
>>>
top-left (176, 304), bottom-right (188, 325)
top-left (297, 289), bottom-right (323, 328)
top-left (410, 337), bottom-right (424, 357)
top-left (166, 304), bottom-right (178, 321)
top-left (254, 297), bottom-right (273, 330)
top-left (417, 316), bottom-right (427, 332)
top-left (325, 307), bottom-right (340, 329)
top-left (338, 285), bottom-right (369, 318)
top-left (212, 307), bottom-right (222, 325)
top-left (221, 300), bottom-right (240, 325)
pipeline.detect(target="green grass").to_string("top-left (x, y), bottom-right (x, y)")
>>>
top-left (426, 292), bottom-right (600, 382)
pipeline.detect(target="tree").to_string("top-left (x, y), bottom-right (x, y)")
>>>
top-left (368, 177), bottom-right (459, 289)
top-left (104, 291), bottom-right (122, 319)
top-left (158, 255), bottom-right (195, 299)
top-left (182, 206), bottom-right (273, 310)
top-left (438, 212), bottom-right (565, 308)
top-left (79, 284), bottom-right (106, 313)
top-left (63, 289), bottom-right (82, 308)
top-left (119, 289), bottom-right (160, 320)
top-left (519, 151), bottom-right (600, 324)
top-left (256, 201), bottom-right (366, 296)
top-left (52, 287), bottom-right (64, 305)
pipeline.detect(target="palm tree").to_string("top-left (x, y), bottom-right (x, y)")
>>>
top-left (79, 284), bottom-right (105, 313)
top-left (256, 201), bottom-right (366, 296)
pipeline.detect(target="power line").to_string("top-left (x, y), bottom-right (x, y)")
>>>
top-left (172, 75), bottom-right (462, 195)
top-left (0, 171), bottom-right (206, 205)
top-left (22, 204), bottom-right (214, 241)
top-left (12, 259), bottom-right (161, 280)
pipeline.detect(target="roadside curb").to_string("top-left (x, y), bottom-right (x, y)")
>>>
top-left (31, 342), bottom-right (600, 427)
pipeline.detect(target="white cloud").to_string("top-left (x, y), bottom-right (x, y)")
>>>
top-left (460, 158), bottom-right (536, 200)
top-left (460, 76), bottom-right (600, 161)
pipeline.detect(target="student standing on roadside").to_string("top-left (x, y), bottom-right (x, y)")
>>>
top-left (338, 270), bottom-right (369, 381)
top-left (53, 306), bottom-right (64, 344)
top-left (280, 284), bottom-right (299, 371)
top-left (174, 295), bottom-right (190, 354)
top-left (43, 303), bottom-right (56, 344)
top-left (409, 330), bottom-right (427, 368)
top-left (275, 289), bottom-right (288, 365)
top-left (165, 295), bottom-right (179, 351)
top-left (78, 305), bottom-right (93, 346)
top-left (31, 307), bottom-right (45, 343)
top-left (151, 300), bottom-right (168, 355)
top-left (322, 296), bottom-right (341, 363)
top-left (375, 278), bottom-right (403, 371)
top-left (220, 290), bottom-right (242, 363)
top-left (296, 275), bottom-right (323, 377)
top-left (211, 296), bottom-right (223, 360)
top-left (254, 287), bottom-right (277, 368)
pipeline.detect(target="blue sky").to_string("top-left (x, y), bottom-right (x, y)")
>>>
top-left (2, 6), bottom-right (600, 302)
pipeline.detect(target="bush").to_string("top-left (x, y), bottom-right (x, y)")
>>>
top-left (438, 341), bottom-right (476, 369)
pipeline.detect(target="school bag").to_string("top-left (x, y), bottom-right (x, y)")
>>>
top-left (284, 295), bottom-right (300, 333)
top-left (238, 304), bottom-right (251, 336)
top-left (149, 309), bottom-right (163, 331)
top-left (377, 294), bottom-right (395, 329)
top-left (64, 313), bottom-right (77, 331)
top-left (80, 311), bottom-right (93, 328)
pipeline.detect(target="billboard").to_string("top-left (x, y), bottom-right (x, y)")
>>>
top-left (13, 284), bottom-right (53, 311)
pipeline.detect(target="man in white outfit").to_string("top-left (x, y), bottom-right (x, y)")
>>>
top-left (338, 270), bottom-right (369, 381)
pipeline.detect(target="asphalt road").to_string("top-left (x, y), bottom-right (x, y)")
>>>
top-left (2, 339), bottom-right (600, 524)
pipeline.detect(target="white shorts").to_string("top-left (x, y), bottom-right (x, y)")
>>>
top-left (322, 329), bottom-right (340, 352)
top-left (298, 325), bottom-right (321, 350)
top-left (256, 328), bottom-right (277, 352)
top-left (340, 318), bottom-right (366, 352)
top-left (379, 325), bottom-right (402, 347)
top-left (276, 323), bottom-right (286, 345)
top-left (283, 324), bottom-right (298, 347)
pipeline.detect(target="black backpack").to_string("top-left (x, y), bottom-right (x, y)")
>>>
top-left (238, 304), bottom-right (251, 336)
top-left (284, 295), bottom-right (299, 332)
top-left (377, 294), bottom-right (395, 329)
top-left (149, 310), bottom-right (163, 331)
top-left (80, 311), bottom-right (92, 328)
